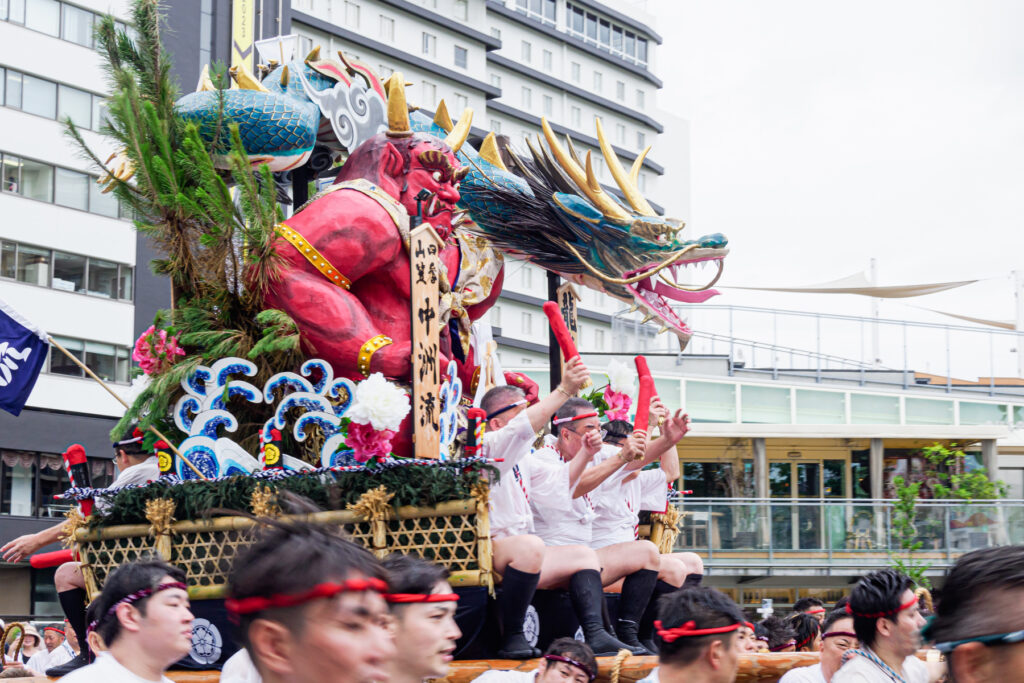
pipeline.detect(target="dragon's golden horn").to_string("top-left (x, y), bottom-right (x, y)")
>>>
top-left (445, 108), bottom-right (473, 153)
top-left (584, 152), bottom-right (602, 194)
top-left (630, 146), bottom-right (651, 186)
top-left (305, 45), bottom-right (321, 62)
top-left (478, 132), bottom-right (508, 171)
top-left (228, 63), bottom-right (269, 92)
top-left (596, 117), bottom-right (656, 216)
top-left (433, 100), bottom-right (454, 133)
top-left (384, 72), bottom-right (412, 138)
top-left (196, 64), bottom-right (216, 92)
top-left (541, 117), bottom-right (631, 222)
top-left (642, 313), bottom-right (657, 324)
top-left (280, 65), bottom-right (290, 88)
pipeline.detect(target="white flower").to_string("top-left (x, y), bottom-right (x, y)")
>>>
top-left (123, 374), bottom-right (151, 404)
top-left (605, 359), bottom-right (635, 394)
top-left (348, 372), bottom-right (411, 432)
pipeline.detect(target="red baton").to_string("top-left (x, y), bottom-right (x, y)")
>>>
top-left (31, 549), bottom-right (74, 569)
top-left (542, 301), bottom-right (579, 361)
top-left (634, 376), bottom-right (655, 435)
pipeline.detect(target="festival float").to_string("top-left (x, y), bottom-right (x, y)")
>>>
top-left (5, 3), bottom-right (835, 681)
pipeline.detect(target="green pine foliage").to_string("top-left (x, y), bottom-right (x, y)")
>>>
top-left (89, 461), bottom-right (497, 529)
top-left (64, 0), bottom-right (304, 447)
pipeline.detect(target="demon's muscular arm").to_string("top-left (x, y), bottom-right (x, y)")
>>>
top-left (264, 191), bottom-right (417, 380)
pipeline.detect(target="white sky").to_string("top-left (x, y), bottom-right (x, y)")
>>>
top-left (643, 0), bottom-right (1024, 377)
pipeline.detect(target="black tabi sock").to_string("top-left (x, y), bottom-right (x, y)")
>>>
top-left (567, 570), bottom-right (638, 656)
top-left (497, 565), bottom-right (540, 651)
top-left (639, 580), bottom-right (678, 652)
top-left (58, 588), bottom-right (91, 658)
top-left (682, 573), bottom-right (704, 589)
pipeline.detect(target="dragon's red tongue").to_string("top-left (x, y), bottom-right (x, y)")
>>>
top-left (653, 283), bottom-right (720, 303)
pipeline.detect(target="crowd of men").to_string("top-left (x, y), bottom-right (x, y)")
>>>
top-left (1, 357), bottom-right (1023, 681)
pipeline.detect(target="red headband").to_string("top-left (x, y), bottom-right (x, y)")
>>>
top-left (43, 627), bottom-right (65, 635)
top-left (795, 632), bottom-right (818, 649)
top-left (770, 639), bottom-right (796, 652)
top-left (553, 411), bottom-right (599, 425)
top-left (845, 595), bottom-right (917, 619)
top-left (544, 654), bottom-right (596, 681)
top-left (226, 578), bottom-right (388, 616)
top-left (386, 592), bottom-right (460, 604)
top-left (806, 607), bottom-right (826, 615)
top-left (654, 620), bottom-right (743, 643)
top-left (822, 631), bottom-right (857, 641)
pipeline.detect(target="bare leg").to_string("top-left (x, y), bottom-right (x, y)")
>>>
top-left (537, 545), bottom-right (600, 590)
top-left (54, 562), bottom-right (85, 591)
top-left (657, 555), bottom-right (688, 587)
top-left (492, 534), bottom-right (545, 575)
top-left (669, 551), bottom-right (704, 575)
top-left (595, 540), bottom-right (660, 585)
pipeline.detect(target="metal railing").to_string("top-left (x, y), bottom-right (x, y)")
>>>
top-left (611, 304), bottom-right (1024, 395)
top-left (665, 497), bottom-right (1024, 567)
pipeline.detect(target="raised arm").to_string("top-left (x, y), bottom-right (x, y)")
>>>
top-left (524, 356), bottom-right (590, 433)
top-left (627, 411), bottom-right (688, 481)
top-left (1, 520), bottom-right (69, 563)
top-left (573, 432), bottom-right (644, 498)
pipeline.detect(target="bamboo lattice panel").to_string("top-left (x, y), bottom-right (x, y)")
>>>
top-left (384, 511), bottom-right (480, 570)
top-left (77, 535), bottom-right (158, 589)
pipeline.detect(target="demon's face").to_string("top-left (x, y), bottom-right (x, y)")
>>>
top-left (399, 139), bottom-right (468, 239)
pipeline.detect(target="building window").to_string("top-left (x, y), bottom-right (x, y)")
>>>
top-left (616, 80), bottom-right (625, 101)
top-left (592, 71), bottom-right (602, 92)
top-left (455, 93), bottom-right (468, 111)
top-left (490, 119), bottom-right (501, 133)
top-left (54, 167), bottom-right (88, 211)
top-left (421, 80), bottom-right (436, 106)
top-left (1, 239), bottom-right (135, 299)
top-left (422, 32), bottom-right (436, 57)
top-left (344, 1), bottom-right (360, 28)
top-left (542, 94), bottom-right (553, 116)
top-left (58, 83), bottom-right (92, 128)
top-left (521, 86), bottom-right (531, 109)
top-left (490, 73), bottom-right (501, 89)
top-left (378, 64), bottom-right (393, 78)
top-left (47, 336), bottom-right (130, 382)
top-left (638, 171), bottom-right (647, 192)
top-left (61, 3), bottom-right (93, 47)
top-left (453, 0), bottom-right (468, 20)
top-left (542, 49), bottom-right (553, 71)
top-left (594, 328), bottom-right (605, 350)
top-left (24, 0), bottom-right (60, 37)
top-left (570, 105), bottom-right (581, 127)
top-left (21, 73), bottom-right (56, 118)
top-left (636, 131), bottom-right (646, 150)
top-left (1, 452), bottom-right (38, 516)
top-left (490, 27), bottom-right (501, 39)
top-left (570, 62), bottom-right (580, 83)
top-left (521, 266), bottom-right (533, 288)
top-left (521, 311), bottom-right (533, 335)
top-left (565, 3), bottom-right (650, 67)
top-left (2, 66), bottom-right (108, 132)
top-left (636, 89), bottom-right (645, 109)
top-left (454, 45), bottom-right (468, 69)
top-left (379, 15), bottom-right (394, 41)
top-left (615, 123), bottom-right (625, 145)
top-left (491, 305), bottom-right (502, 327)
top-left (521, 40), bottom-right (531, 62)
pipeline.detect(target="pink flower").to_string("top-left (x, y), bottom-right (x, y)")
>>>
top-left (132, 325), bottom-right (185, 375)
top-left (346, 421), bottom-right (395, 463)
top-left (604, 388), bottom-right (632, 422)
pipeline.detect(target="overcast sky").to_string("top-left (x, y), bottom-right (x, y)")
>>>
top-left (643, 0), bottom-right (1024, 376)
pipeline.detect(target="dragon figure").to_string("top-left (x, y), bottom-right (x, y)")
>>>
top-left (176, 48), bottom-right (729, 400)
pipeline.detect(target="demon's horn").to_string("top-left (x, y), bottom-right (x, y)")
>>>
top-left (433, 100), bottom-right (454, 133)
top-left (385, 72), bottom-right (412, 138)
top-left (445, 108), bottom-right (473, 153)
top-left (196, 64), bottom-right (216, 92)
top-left (478, 132), bottom-right (508, 171)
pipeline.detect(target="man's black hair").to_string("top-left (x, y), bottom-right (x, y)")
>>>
top-left (822, 608), bottom-right (854, 634)
top-left (91, 557), bottom-right (186, 647)
top-left (480, 385), bottom-right (525, 423)
top-left (788, 613), bottom-right (821, 651)
top-left (113, 425), bottom-right (147, 457)
top-left (793, 597), bottom-right (824, 613)
top-left (552, 398), bottom-right (595, 438)
top-left (383, 554), bottom-right (449, 612)
top-left (227, 518), bottom-right (385, 654)
top-left (656, 587), bottom-right (746, 666)
top-left (833, 595), bottom-right (850, 614)
top-left (760, 616), bottom-right (796, 651)
top-left (848, 569), bottom-right (914, 648)
top-left (926, 546), bottom-right (1024, 663)
top-left (603, 420), bottom-right (633, 442)
top-left (543, 637), bottom-right (597, 679)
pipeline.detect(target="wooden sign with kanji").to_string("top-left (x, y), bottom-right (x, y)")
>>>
top-left (409, 223), bottom-right (443, 458)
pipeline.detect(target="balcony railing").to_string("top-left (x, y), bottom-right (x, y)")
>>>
top-left (666, 497), bottom-right (1024, 570)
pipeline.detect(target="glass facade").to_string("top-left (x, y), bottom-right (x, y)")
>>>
top-left (1, 239), bottom-right (133, 299)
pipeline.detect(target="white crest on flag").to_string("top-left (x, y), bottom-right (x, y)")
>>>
top-left (0, 342), bottom-right (32, 387)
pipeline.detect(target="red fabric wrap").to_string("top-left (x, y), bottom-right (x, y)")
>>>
top-left (226, 577), bottom-right (388, 615)
top-left (62, 444), bottom-right (87, 466)
top-left (543, 302), bottom-right (579, 360)
top-left (654, 619), bottom-right (743, 643)
top-left (386, 592), bottom-right (459, 603)
top-left (30, 549), bottom-right (74, 569)
top-left (634, 376), bottom-right (655, 434)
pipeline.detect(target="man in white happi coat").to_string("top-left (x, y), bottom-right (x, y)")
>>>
top-left (832, 570), bottom-right (928, 683)
top-left (479, 357), bottom-right (635, 657)
top-left (525, 396), bottom-right (662, 654)
top-left (780, 610), bottom-right (859, 683)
